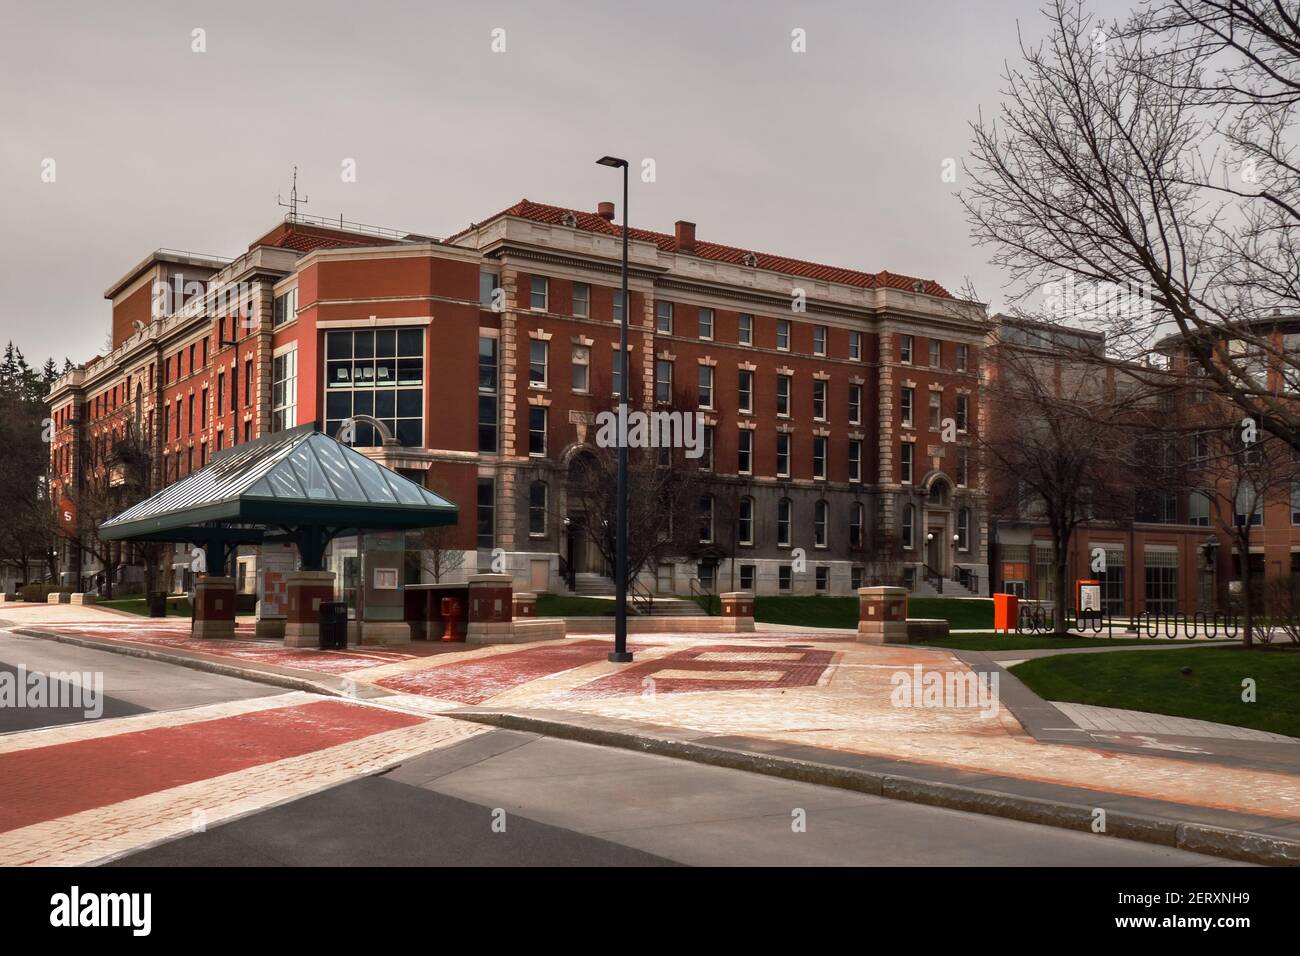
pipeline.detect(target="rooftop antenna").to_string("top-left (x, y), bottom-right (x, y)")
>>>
top-left (277, 165), bottom-right (309, 220)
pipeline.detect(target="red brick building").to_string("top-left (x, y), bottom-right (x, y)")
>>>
top-left (48, 201), bottom-right (989, 603)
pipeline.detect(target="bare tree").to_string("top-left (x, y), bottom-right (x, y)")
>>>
top-left (963, 0), bottom-right (1300, 448)
top-left (418, 524), bottom-right (466, 583)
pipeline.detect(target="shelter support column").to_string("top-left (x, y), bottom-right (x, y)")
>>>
top-left (284, 570), bottom-right (338, 647)
top-left (193, 576), bottom-right (237, 639)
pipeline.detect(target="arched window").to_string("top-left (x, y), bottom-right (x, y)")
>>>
top-left (902, 504), bottom-right (915, 550)
top-left (957, 507), bottom-right (970, 552)
top-left (928, 479), bottom-right (950, 507)
top-left (850, 502), bottom-right (865, 550)
top-left (738, 496), bottom-right (754, 546)
top-left (814, 500), bottom-right (829, 548)
top-left (699, 494), bottom-right (714, 544)
top-left (777, 498), bottom-right (792, 547)
top-left (528, 481), bottom-right (548, 536)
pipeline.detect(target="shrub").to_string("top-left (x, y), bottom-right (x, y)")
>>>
top-left (20, 583), bottom-right (70, 603)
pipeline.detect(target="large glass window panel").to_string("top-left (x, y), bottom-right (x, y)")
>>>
top-left (375, 329), bottom-right (396, 357)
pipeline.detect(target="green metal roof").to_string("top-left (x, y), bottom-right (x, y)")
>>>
top-left (99, 424), bottom-right (457, 542)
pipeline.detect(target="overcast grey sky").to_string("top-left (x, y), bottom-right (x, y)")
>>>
top-left (0, 0), bottom-right (1135, 365)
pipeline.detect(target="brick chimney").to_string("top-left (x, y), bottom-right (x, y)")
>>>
top-left (675, 220), bottom-right (696, 253)
top-left (597, 201), bottom-right (616, 221)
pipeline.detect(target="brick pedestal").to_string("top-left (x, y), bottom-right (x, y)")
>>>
top-left (857, 586), bottom-right (910, 644)
top-left (721, 591), bottom-right (755, 632)
top-left (284, 571), bottom-right (339, 648)
top-left (193, 576), bottom-right (236, 639)
top-left (47, 591), bottom-right (70, 604)
top-left (466, 573), bottom-right (514, 643)
top-left (512, 592), bottom-right (538, 618)
top-left (70, 593), bottom-right (96, 605)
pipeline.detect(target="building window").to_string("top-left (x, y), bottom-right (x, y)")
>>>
top-left (814, 500), bottom-right (828, 547)
top-left (956, 343), bottom-right (969, 371)
top-left (476, 478), bottom-right (494, 549)
top-left (1097, 546), bottom-right (1124, 616)
top-left (776, 375), bottom-right (791, 417)
top-left (656, 301), bottom-right (673, 333)
top-left (849, 330), bottom-right (862, 360)
top-left (573, 283), bottom-right (590, 318)
top-left (849, 440), bottom-right (862, 483)
top-left (738, 370), bottom-right (754, 414)
top-left (779, 565), bottom-right (792, 591)
top-left (324, 327), bottom-right (425, 447)
top-left (1190, 489), bottom-right (1211, 526)
top-left (612, 345), bottom-right (626, 398)
top-left (851, 566), bottom-right (864, 590)
top-left (479, 336), bottom-right (499, 453)
top-left (216, 371), bottom-right (225, 415)
top-left (813, 325), bottom-right (827, 356)
top-left (849, 384), bottom-right (862, 424)
top-left (530, 276), bottom-right (548, 311)
top-left (815, 566), bottom-right (829, 592)
top-left (956, 446), bottom-right (969, 487)
top-left (850, 503), bottom-right (865, 549)
top-left (699, 495), bottom-right (714, 543)
top-left (1144, 550), bottom-right (1179, 615)
top-left (698, 308), bottom-right (714, 340)
top-left (813, 436), bottom-right (827, 480)
top-left (739, 313), bottom-right (753, 346)
top-left (479, 270), bottom-right (501, 308)
top-left (528, 406), bottom-right (547, 456)
top-left (777, 498), bottom-right (792, 547)
top-left (698, 365), bottom-right (714, 409)
top-left (612, 289), bottom-right (625, 323)
top-left (776, 432), bottom-right (791, 477)
top-left (529, 340), bottom-right (548, 388)
top-left (272, 287), bottom-right (298, 328)
top-left (738, 430), bottom-right (753, 474)
top-left (899, 334), bottom-right (913, 364)
top-left (655, 360), bottom-right (673, 404)
top-left (956, 395), bottom-right (969, 432)
top-left (201, 387), bottom-right (209, 429)
top-left (902, 504), bottom-right (915, 550)
top-left (929, 392), bottom-right (942, 430)
top-left (929, 339), bottom-right (942, 368)
top-left (572, 345), bottom-right (590, 393)
top-left (738, 497), bottom-right (754, 545)
top-left (901, 387), bottom-right (914, 427)
top-left (271, 349), bottom-right (297, 433)
top-left (700, 425), bottom-right (714, 470)
top-left (529, 481), bottom-right (548, 537)
top-left (776, 319), bottom-right (791, 351)
top-left (740, 564), bottom-right (755, 590)
top-left (813, 380), bottom-right (827, 420)
top-left (900, 442), bottom-right (914, 483)
top-left (957, 507), bottom-right (970, 551)
top-left (1235, 481), bottom-right (1262, 527)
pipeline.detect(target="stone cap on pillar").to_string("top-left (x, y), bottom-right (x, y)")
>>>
top-left (468, 574), bottom-right (514, 587)
top-left (721, 591), bottom-right (755, 601)
top-left (195, 576), bottom-right (236, 586)
top-left (858, 586), bottom-right (909, 597)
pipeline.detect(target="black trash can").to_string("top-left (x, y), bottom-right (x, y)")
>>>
top-left (319, 602), bottom-right (349, 650)
top-left (147, 592), bottom-right (167, 618)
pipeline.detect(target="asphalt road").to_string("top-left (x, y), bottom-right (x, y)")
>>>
top-left (114, 726), bottom-right (1248, 867)
top-left (0, 631), bottom-right (282, 733)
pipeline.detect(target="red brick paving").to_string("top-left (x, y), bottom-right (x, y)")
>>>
top-left (375, 640), bottom-right (634, 704)
top-left (0, 700), bottom-right (425, 833)
top-left (567, 645), bottom-right (837, 699)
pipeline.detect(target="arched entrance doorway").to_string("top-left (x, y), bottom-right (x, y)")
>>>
top-left (923, 476), bottom-right (953, 576)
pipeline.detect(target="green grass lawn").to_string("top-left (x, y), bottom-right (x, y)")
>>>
top-left (536, 594), bottom-right (617, 617)
top-left (1011, 646), bottom-right (1300, 738)
top-left (917, 632), bottom-right (1185, 651)
top-left (749, 595), bottom-right (993, 630)
top-left (100, 596), bottom-right (192, 618)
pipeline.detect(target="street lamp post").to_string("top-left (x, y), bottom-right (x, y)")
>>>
top-left (597, 155), bottom-right (633, 663)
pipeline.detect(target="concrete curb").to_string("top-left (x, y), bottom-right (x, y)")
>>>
top-left (9, 626), bottom-right (346, 699)
top-left (449, 710), bottom-right (1300, 867)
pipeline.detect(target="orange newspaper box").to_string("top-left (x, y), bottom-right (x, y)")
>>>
top-left (440, 596), bottom-right (464, 642)
top-left (993, 593), bottom-right (1019, 633)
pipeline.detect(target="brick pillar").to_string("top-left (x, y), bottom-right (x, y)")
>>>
top-left (193, 576), bottom-right (236, 639)
top-left (720, 591), bottom-right (755, 632)
top-left (467, 573), bottom-right (513, 643)
top-left (512, 591), bottom-right (537, 618)
top-left (857, 585), bottom-right (910, 644)
top-left (283, 570), bottom-right (338, 648)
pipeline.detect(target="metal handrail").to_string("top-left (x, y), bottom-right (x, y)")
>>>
top-left (690, 578), bottom-right (718, 615)
top-left (922, 563), bottom-right (944, 594)
top-left (628, 578), bottom-right (654, 616)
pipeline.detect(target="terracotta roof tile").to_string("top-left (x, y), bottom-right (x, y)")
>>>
top-left (450, 199), bottom-right (951, 298)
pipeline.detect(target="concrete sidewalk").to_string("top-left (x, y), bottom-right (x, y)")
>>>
top-left (8, 607), bottom-right (1299, 864)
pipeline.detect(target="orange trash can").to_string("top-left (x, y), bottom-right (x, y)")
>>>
top-left (993, 593), bottom-right (1019, 633)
